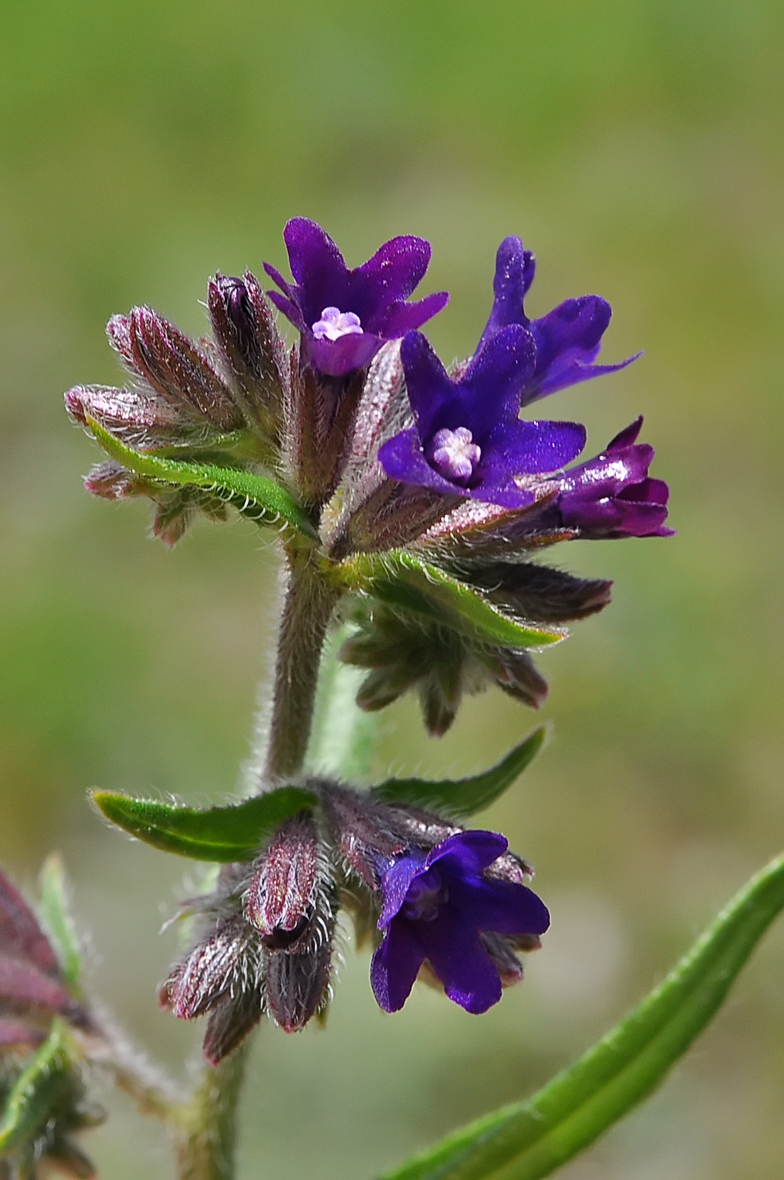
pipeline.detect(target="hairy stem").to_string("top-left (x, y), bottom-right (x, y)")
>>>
top-left (175, 1047), bottom-right (249, 1180)
top-left (263, 547), bottom-right (340, 782)
top-left (175, 550), bottom-right (338, 1178)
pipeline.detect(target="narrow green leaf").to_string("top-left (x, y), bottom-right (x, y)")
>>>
top-left (0, 1021), bottom-right (72, 1152)
top-left (85, 416), bottom-right (318, 539)
top-left (91, 786), bottom-right (318, 862)
top-left (38, 856), bottom-right (82, 992)
top-left (336, 552), bottom-right (565, 650)
top-left (378, 850), bottom-right (784, 1180)
top-left (373, 727), bottom-right (548, 817)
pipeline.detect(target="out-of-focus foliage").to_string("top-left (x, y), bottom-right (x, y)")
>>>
top-left (1, 1), bottom-right (783, 1178)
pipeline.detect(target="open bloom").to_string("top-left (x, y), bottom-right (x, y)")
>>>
top-left (371, 831), bottom-right (550, 1014)
top-left (264, 217), bottom-right (449, 377)
top-left (378, 328), bottom-right (586, 508)
top-left (478, 235), bottom-right (638, 404)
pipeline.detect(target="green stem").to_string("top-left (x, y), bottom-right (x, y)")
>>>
top-left (175, 1048), bottom-right (249, 1180)
top-left (175, 550), bottom-right (338, 1178)
top-left (263, 548), bottom-right (340, 782)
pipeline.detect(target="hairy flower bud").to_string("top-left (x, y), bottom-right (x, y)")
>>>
top-left (109, 307), bottom-right (245, 434)
top-left (207, 271), bottom-right (288, 444)
top-left (245, 813), bottom-right (338, 1032)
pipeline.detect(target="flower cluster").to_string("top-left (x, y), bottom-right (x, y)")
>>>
top-left (160, 784), bottom-right (549, 1060)
top-left (63, 217), bottom-right (671, 1063)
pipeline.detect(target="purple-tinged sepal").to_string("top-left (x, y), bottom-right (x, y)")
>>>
top-left (264, 217), bottom-right (448, 379)
top-left (478, 236), bottom-right (639, 405)
top-left (378, 329), bottom-right (586, 509)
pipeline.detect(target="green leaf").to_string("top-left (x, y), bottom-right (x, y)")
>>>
top-left (335, 552), bottom-right (565, 650)
top-left (85, 416), bottom-right (318, 539)
top-left (0, 1021), bottom-right (72, 1152)
top-left (92, 786), bottom-right (318, 862)
top-left (377, 850), bottom-right (784, 1180)
top-left (373, 727), bottom-right (548, 817)
top-left (38, 856), bottom-right (82, 992)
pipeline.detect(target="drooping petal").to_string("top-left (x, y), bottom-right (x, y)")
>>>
top-left (417, 909), bottom-right (503, 1014)
top-left (427, 830), bottom-right (509, 876)
top-left (371, 919), bottom-right (426, 1012)
top-left (526, 297), bottom-right (639, 403)
top-left (377, 852), bottom-right (428, 928)
top-left (448, 876), bottom-right (551, 939)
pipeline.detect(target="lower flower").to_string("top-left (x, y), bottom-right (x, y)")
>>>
top-left (370, 830), bottom-right (550, 1015)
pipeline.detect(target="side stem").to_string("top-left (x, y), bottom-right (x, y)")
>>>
top-left (175, 1047), bottom-right (249, 1180)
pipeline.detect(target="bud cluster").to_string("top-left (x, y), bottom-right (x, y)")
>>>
top-left (159, 783), bottom-right (549, 1061)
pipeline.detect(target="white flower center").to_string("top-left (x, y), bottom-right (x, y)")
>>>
top-left (311, 306), bottom-right (363, 341)
top-left (431, 427), bottom-right (482, 482)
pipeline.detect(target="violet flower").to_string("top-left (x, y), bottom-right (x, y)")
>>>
top-left (478, 236), bottom-right (639, 405)
top-left (377, 328), bottom-right (586, 509)
top-left (264, 218), bottom-right (449, 378)
top-left (542, 417), bottom-right (672, 538)
top-left (371, 831), bottom-right (550, 1015)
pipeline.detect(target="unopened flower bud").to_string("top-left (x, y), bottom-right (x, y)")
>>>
top-left (207, 271), bottom-right (288, 443)
top-left (244, 813), bottom-right (338, 1032)
top-left (111, 306), bottom-right (245, 434)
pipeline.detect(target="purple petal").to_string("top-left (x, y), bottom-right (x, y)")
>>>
top-left (607, 415), bottom-right (644, 450)
top-left (417, 911), bottom-right (502, 1014)
top-left (458, 326), bottom-right (537, 436)
top-left (477, 236), bottom-right (536, 349)
top-left (427, 831), bottom-right (508, 875)
top-left (378, 427), bottom-right (471, 497)
top-left (378, 852), bottom-right (428, 929)
top-left (265, 288), bottom-right (307, 334)
top-left (449, 877), bottom-right (551, 938)
top-left (262, 262), bottom-right (298, 306)
top-left (378, 427), bottom-right (537, 509)
top-left (305, 330), bottom-right (384, 378)
top-left (399, 332), bottom-right (458, 440)
top-left (531, 354), bottom-right (640, 401)
top-left (376, 291), bottom-right (450, 338)
top-left (489, 419), bottom-right (586, 475)
top-left (282, 218), bottom-right (350, 326)
top-left (371, 920), bottom-right (426, 1012)
top-left (531, 296), bottom-right (612, 374)
top-left (350, 236), bottom-right (432, 325)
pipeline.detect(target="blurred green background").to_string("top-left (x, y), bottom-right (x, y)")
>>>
top-left (2, 0), bottom-right (784, 1176)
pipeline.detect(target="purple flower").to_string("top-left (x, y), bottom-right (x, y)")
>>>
top-left (264, 218), bottom-right (449, 378)
top-left (478, 236), bottom-right (639, 406)
top-left (377, 328), bottom-right (586, 509)
top-left (370, 831), bottom-right (550, 1015)
top-left (546, 417), bottom-right (672, 538)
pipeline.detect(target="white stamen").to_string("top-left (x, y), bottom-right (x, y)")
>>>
top-left (312, 306), bottom-right (363, 341)
top-left (431, 426), bottom-right (482, 482)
